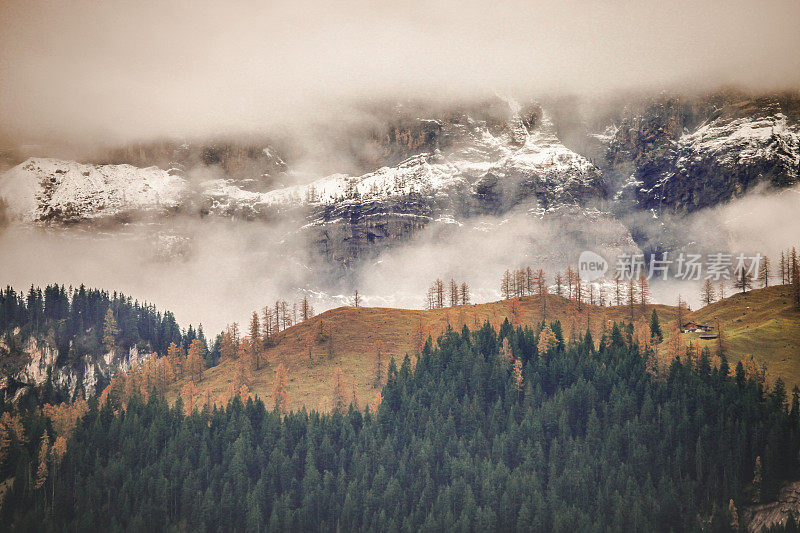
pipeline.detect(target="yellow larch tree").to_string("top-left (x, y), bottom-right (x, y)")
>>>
top-left (186, 338), bottom-right (206, 382)
top-left (537, 324), bottom-right (558, 355)
top-left (34, 431), bottom-right (50, 490)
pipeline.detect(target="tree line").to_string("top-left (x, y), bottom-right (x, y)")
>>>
top-left (2, 315), bottom-right (799, 530)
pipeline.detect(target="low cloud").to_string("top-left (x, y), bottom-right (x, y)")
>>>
top-left (1, 0), bottom-right (799, 146)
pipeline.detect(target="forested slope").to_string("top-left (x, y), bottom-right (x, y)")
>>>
top-left (3, 321), bottom-right (799, 530)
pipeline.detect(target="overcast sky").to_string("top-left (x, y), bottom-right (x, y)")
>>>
top-left (2, 0), bottom-right (799, 143)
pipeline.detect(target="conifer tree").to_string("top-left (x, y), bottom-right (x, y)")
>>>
top-left (272, 363), bottom-right (289, 413)
top-left (512, 358), bottom-right (523, 392)
top-left (459, 282), bottom-right (470, 305)
top-left (449, 279), bottom-right (459, 307)
top-left (501, 337), bottom-right (513, 365)
top-left (627, 278), bottom-right (637, 320)
top-left (352, 290), bottom-right (361, 308)
top-left (300, 297), bottom-right (314, 321)
top-left (638, 275), bottom-right (651, 312)
top-left (501, 270), bottom-right (512, 300)
top-left (676, 295), bottom-right (687, 331)
top-left (537, 324), bottom-right (557, 355)
top-left (526, 267), bottom-right (535, 296)
top-left (34, 431), bottom-right (49, 490)
top-left (780, 251), bottom-right (788, 285)
top-left (753, 456), bottom-right (763, 503)
top-left (792, 248), bottom-right (800, 310)
top-left (650, 309), bottom-right (663, 343)
top-left (181, 381), bottom-right (197, 414)
top-left (536, 269), bottom-right (547, 316)
top-left (248, 313), bottom-right (263, 370)
top-left (167, 341), bottom-right (185, 377)
top-left (555, 272), bottom-right (564, 297)
top-left (700, 279), bottom-right (716, 306)
top-left (735, 266), bottom-right (753, 294)
top-left (759, 256), bottom-right (771, 288)
top-left (187, 338), bottom-right (206, 382)
top-left (102, 308), bottom-right (119, 353)
top-left (566, 266), bottom-right (576, 300)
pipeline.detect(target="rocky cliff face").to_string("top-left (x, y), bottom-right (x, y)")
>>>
top-left (743, 481), bottom-right (800, 532)
top-left (0, 332), bottom-right (146, 400)
top-left (2, 93), bottom-right (798, 269)
top-left (0, 100), bottom-right (608, 266)
top-left (599, 92), bottom-right (800, 212)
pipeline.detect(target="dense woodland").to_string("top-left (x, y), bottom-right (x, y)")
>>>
top-left (0, 284), bottom-right (200, 364)
top-left (2, 317), bottom-right (799, 531)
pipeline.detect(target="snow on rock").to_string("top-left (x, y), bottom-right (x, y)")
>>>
top-left (677, 113), bottom-right (799, 173)
top-left (0, 158), bottom-right (188, 223)
top-left (202, 110), bottom-right (602, 216)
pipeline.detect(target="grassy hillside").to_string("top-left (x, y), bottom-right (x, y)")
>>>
top-left (688, 285), bottom-right (800, 386)
top-left (168, 293), bottom-right (677, 411)
top-left (167, 285), bottom-right (800, 411)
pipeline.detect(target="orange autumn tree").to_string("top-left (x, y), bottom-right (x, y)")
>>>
top-left (512, 358), bottom-right (524, 392)
top-left (181, 381), bottom-right (197, 414)
top-left (34, 431), bottom-right (50, 490)
top-left (186, 338), bottom-right (206, 382)
top-left (537, 323), bottom-right (558, 355)
top-left (501, 337), bottom-right (513, 366)
top-left (272, 363), bottom-right (290, 413)
top-left (370, 391), bottom-right (383, 412)
top-left (167, 342), bottom-right (185, 378)
top-left (42, 396), bottom-right (89, 441)
top-left (0, 412), bottom-right (27, 468)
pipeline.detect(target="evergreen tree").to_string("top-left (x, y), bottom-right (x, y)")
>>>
top-left (102, 308), bottom-right (119, 353)
top-left (649, 309), bottom-right (663, 343)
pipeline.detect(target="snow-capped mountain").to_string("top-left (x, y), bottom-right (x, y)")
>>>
top-left (2, 93), bottom-right (799, 267)
top-left (0, 158), bottom-right (187, 223)
top-left (1, 102), bottom-right (611, 265)
top-left (602, 96), bottom-right (800, 212)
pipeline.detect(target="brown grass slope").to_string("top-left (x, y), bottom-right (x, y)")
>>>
top-left (168, 294), bottom-right (677, 411)
top-left (168, 285), bottom-right (800, 411)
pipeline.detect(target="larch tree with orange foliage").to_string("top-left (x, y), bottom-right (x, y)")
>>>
top-left (272, 363), bottom-right (289, 413)
top-left (34, 431), bottom-right (49, 490)
top-left (220, 323), bottom-right (240, 359)
top-left (512, 358), bottom-right (523, 392)
top-left (167, 342), bottom-right (185, 378)
top-left (537, 324), bottom-right (558, 355)
top-left (181, 381), bottom-right (197, 414)
top-left (370, 391), bottom-right (382, 412)
top-left (501, 337), bottom-right (513, 365)
top-left (186, 338), bottom-right (206, 382)
top-left (332, 367), bottom-right (349, 414)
